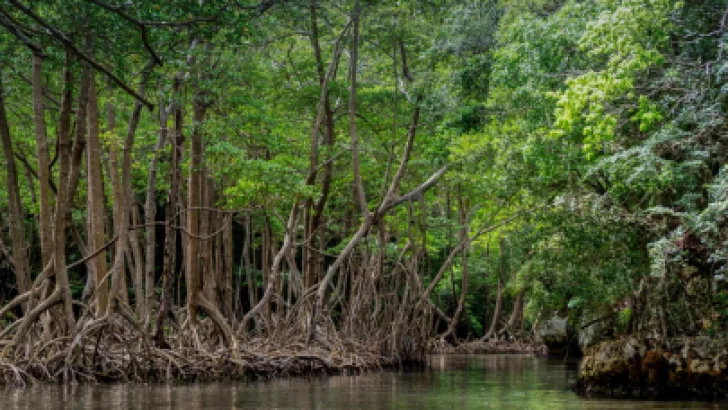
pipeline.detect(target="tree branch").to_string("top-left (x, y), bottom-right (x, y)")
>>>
top-left (8, 0), bottom-right (155, 110)
top-left (0, 8), bottom-right (41, 54)
top-left (83, 0), bottom-right (163, 66)
top-left (384, 165), bottom-right (448, 211)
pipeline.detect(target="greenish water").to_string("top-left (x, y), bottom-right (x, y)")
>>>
top-left (1, 354), bottom-right (726, 409)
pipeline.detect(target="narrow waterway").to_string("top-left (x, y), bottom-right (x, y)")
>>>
top-left (1, 354), bottom-right (725, 409)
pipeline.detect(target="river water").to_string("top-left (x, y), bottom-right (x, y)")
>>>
top-left (1, 354), bottom-right (726, 409)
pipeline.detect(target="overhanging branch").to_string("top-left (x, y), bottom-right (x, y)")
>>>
top-left (8, 0), bottom-right (155, 110)
top-left (384, 165), bottom-right (448, 211)
top-left (83, 0), bottom-right (163, 66)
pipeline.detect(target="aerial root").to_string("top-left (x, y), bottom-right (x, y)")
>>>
top-left (0, 315), bottom-right (419, 386)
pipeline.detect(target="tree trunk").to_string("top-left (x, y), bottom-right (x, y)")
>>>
top-left (183, 46), bottom-right (234, 347)
top-left (86, 67), bottom-right (109, 315)
top-left (109, 60), bottom-right (155, 310)
top-left (223, 213), bottom-right (233, 320)
top-left (244, 214), bottom-right (255, 310)
top-left (483, 238), bottom-right (505, 340)
top-left (241, 207), bottom-right (298, 334)
top-left (31, 53), bottom-right (53, 270)
top-left (129, 203), bottom-right (145, 316)
top-left (144, 98), bottom-right (169, 323)
top-left (185, 86), bottom-right (205, 326)
top-left (108, 109), bottom-right (126, 306)
top-left (347, 0), bottom-right (368, 219)
top-left (66, 45), bottom-right (92, 214)
top-left (0, 71), bottom-right (30, 312)
top-left (155, 78), bottom-right (182, 347)
top-left (48, 52), bottom-right (77, 335)
top-left (441, 185), bottom-right (469, 342)
top-left (201, 175), bottom-right (216, 309)
top-left (261, 216), bottom-right (272, 326)
top-left (503, 289), bottom-right (525, 337)
top-left (304, 0), bottom-right (338, 289)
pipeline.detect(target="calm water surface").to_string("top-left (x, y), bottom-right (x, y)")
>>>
top-left (2, 354), bottom-right (726, 409)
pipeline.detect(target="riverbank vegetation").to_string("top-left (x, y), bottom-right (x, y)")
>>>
top-left (0, 0), bottom-right (726, 389)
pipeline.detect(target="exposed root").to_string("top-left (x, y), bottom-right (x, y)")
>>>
top-left (427, 338), bottom-right (547, 355)
top-left (0, 316), bottom-right (417, 386)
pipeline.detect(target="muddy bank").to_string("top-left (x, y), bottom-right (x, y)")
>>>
top-left (428, 339), bottom-right (547, 355)
top-left (575, 336), bottom-right (728, 400)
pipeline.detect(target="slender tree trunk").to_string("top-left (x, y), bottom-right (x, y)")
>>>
top-left (49, 53), bottom-right (77, 335)
top-left (484, 279), bottom-right (503, 339)
top-left (223, 213), bottom-right (233, 320)
top-left (109, 60), bottom-right (155, 310)
top-left (347, 0), bottom-right (368, 219)
top-left (312, 0), bottom-right (368, 334)
top-left (86, 67), bottom-right (109, 315)
top-left (441, 186), bottom-right (469, 342)
top-left (155, 78), bottom-right (182, 347)
top-left (129, 203), bottom-right (145, 315)
top-left (261, 216), bottom-right (272, 326)
top-left (64, 57), bottom-right (91, 315)
top-left (144, 99), bottom-right (168, 322)
top-left (21, 161), bottom-right (37, 209)
top-left (183, 46), bottom-right (234, 346)
top-left (108, 110), bottom-right (126, 305)
top-left (31, 53), bottom-right (53, 271)
top-left (0, 72), bottom-right (30, 312)
top-left (484, 238), bottom-right (505, 340)
top-left (310, 11), bottom-right (446, 339)
top-left (241, 207), bottom-right (298, 334)
top-left (503, 289), bottom-right (525, 337)
top-left (419, 195), bottom-right (428, 283)
top-left (201, 175), bottom-right (216, 309)
top-left (244, 214), bottom-right (255, 310)
top-left (66, 46), bottom-right (92, 212)
top-left (21, 52), bottom-right (75, 340)
top-left (304, 0), bottom-right (338, 289)
top-left (185, 85), bottom-right (205, 326)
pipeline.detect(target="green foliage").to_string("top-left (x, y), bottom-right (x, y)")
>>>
top-left (546, 0), bottom-right (675, 159)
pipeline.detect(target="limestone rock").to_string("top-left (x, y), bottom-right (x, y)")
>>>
top-left (575, 337), bottom-right (728, 400)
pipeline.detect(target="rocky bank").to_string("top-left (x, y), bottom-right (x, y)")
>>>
top-left (575, 336), bottom-right (728, 400)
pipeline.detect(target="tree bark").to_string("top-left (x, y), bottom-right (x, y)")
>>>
top-left (66, 46), bottom-right (92, 214)
top-left (128, 202), bottom-right (145, 316)
top-left (347, 0), bottom-right (368, 218)
top-left (201, 175), bottom-right (216, 309)
top-left (144, 98), bottom-right (169, 322)
top-left (86, 67), bottom-right (109, 315)
top-left (441, 185), bottom-right (469, 342)
top-left (0, 71), bottom-right (30, 312)
top-left (155, 78), bottom-right (182, 347)
top-left (185, 83), bottom-right (206, 326)
top-left (503, 289), bottom-right (525, 337)
top-left (223, 213), bottom-right (233, 319)
top-left (484, 238), bottom-right (506, 340)
top-left (49, 52), bottom-right (77, 335)
top-left (303, 0), bottom-right (338, 289)
top-left (109, 60), bottom-right (155, 310)
top-left (183, 45), bottom-right (234, 346)
top-left (31, 53), bottom-right (53, 270)
top-left (243, 214), bottom-right (255, 310)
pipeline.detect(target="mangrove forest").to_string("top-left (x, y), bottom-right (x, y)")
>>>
top-left (0, 0), bottom-right (727, 401)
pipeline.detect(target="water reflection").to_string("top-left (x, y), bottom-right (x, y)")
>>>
top-left (2, 355), bottom-right (726, 409)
